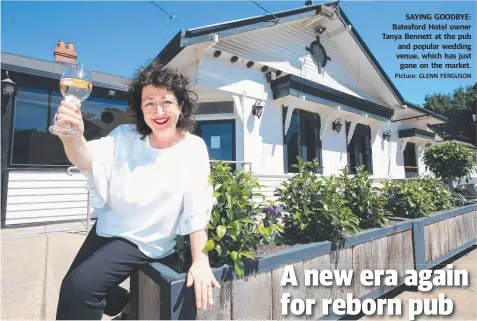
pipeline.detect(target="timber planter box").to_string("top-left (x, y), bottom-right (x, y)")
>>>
top-left (130, 204), bottom-right (477, 320)
top-left (414, 203), bottom-right (477, 271)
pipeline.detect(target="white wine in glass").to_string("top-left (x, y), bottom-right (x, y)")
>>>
top-left (49, 63), bottom-right (93, 138)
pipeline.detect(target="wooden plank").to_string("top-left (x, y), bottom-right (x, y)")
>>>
top-left (387, 233), bottom-right (404, 278)
top-left (353, 242), bottom-right (373, 298)
top-left (330, 247), bottom-right (353, 301)
top-left (455, 214), bottom-right (465, 248)
top-left (464, 212), bottom-right (475, 242)
top-left (467, 212), bottom-right (476, 240)
top-left (446, 216), bottom-right (457, 254)
top-left (460, 213), bottom-right (470, 244)
top-left (304, 254), bottom-right (331, 320)
top-left (7, 201), bottom-right (87, 212)
top-left (198, 280), bottom-right (232, 320)
top-left (8, 180), bottom-right (87, 188)
top-left (9, 172), bottom-right (87, 181)
top-left (428, 223), bottom-right (441, 261)
top-left (424, 225), bottom-right (431, 263)
top-left (272, 261), bottom-right (306, 320)
top-left (473, 211), bottom-right (477, 239)
top-left (7, 187), bottom-right (88, 196)
top-left (438, 220), bottom-right (449, 256)
top-left (6, 207), bottom-right (87, 219)
top-left (231, 271), bottom-right (271, 320)
top-left (401, 230), bottom-right (414, 272)
top-left (6, 214), bottom-right (86, 226)
top-left (6, 194), bottom-right (88, 204)
top-left (137, 270), bottom-right (161, 320)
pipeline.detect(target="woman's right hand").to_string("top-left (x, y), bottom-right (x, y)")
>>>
top-left (54, 100), bottom-right (85, 138)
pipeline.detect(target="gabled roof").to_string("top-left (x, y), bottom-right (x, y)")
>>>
top-left (1, 52), bottom-right (131, 91)
top-left (156, 1), bottom-right (447, 122)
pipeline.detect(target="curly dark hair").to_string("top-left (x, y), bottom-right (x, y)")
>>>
top-left (127, 60), bottom-right (198, 139)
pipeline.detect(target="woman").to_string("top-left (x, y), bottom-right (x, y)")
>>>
top-left (54, 61), bottom-right (220, 320)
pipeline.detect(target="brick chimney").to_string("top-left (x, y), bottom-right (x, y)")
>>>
top-left (54, 40), bottom-right (77, 63)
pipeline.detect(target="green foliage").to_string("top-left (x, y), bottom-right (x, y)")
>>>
top-left (422, 142), bottom-right (476, 187)
top-left (174, 161), bottom-right (282, 278)
top-left (424, 84), bottom-right (476, 146)
top-left (336, 166), bottom-right (390, 229)
top-left (424, 84), bottom-right (476, 115)
top-left (383, 176), bottom-right (463, 219)
top-left (416, 176), bottom-right (464, 210)
top-left (275, 158), bottom-right (360, 244)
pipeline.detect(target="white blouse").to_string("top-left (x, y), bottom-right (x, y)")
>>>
top-left (82, 124), bottom-right (215, 258)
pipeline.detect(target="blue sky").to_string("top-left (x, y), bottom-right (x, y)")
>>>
top-left (1, 1), bottom-right (476, 105)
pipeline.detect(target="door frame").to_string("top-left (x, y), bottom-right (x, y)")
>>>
top-left (194, 119), bottom-right (236, 162)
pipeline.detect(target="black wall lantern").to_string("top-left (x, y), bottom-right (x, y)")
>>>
top-left (383, 130), bottom-right (392, 142)
top-left (1, 71), bottom-right (17, 98)
top-left (2, 71), bottom-right (17, 117)
top-left (252, 99), bottom-right (264, 119)
top-left (332, 118), bottom-right (342, 133)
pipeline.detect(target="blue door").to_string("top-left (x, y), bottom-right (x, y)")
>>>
top-left (193, 120), bottom-right (235, 164)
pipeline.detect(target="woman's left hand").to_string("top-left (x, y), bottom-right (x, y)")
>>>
top-left (186, 259), bottom-right (221, 310)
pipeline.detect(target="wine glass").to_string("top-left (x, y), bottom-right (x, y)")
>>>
top-left (49, 62), bottom-right (93, 138)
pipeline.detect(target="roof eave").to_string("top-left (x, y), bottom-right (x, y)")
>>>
top-left (403, 100), bottom-right (448, 123)
top-left (155, 1), bottom-right (340, 66)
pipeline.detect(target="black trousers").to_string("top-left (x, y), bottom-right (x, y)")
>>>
top-left (56, 223), bottom-right (171, 320)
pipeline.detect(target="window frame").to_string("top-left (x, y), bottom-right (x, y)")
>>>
top-left (346, 122), bottom-right (374, 174)
top-left (282, 107), bottom-right (323, 174)
top-left (8, 85), bottom-right (129, 169)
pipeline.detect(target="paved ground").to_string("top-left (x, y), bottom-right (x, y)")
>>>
top-left (1, 222), bottom-right (129, 320)
top-left (1, 222), bottom-right (476, 320)
top-left (360, 247), bottom-right (477, 321)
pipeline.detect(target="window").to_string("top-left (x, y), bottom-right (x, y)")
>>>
top-left (51, 93), bottom-right (131, 140)
top-left (11, 88), bottom-right (130, 167)
top-left (403, 142), bottom-right (418, 178)
top-left (11, 88), bottom-right (53, 166)
top-left (346, 122), bottom-right (373, 174)
top-left (283, 108), bottom-right (322, 173)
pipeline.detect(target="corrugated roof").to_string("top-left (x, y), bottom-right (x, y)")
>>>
top-left (1, 51), bottom-right (131, 91)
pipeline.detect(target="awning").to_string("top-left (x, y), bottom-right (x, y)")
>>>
top-left (271, 74), bottom-right (395, 120)
top-left (398, 128), bottom-right (436, 151)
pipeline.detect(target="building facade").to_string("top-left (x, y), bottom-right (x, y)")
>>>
top-left (1, 3), bottom-right (447, 227)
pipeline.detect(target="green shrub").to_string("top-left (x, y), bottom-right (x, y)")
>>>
top-left (275, 158), bottom-right (360, 244)
top-left (336, 166), bottom-right (390, 229)
top-left (422, 141), bottom-right (476, 188)
top-left (383, 179), bottom-right (434, 218)
top-left (383, 176), bottom-right (463, 218)
top-left (174, 161), bottom-right (282, 278)
top-left (414, 176), bottom-right (464, 210)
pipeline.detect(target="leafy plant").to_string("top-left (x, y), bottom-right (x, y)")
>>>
top-left (336, 166), bottom-right (390, 229)
top-left (174, 161), bottom-right (282, 278)
top-left (275, 157), bottom-right (360, 244)
top-left (422, 142), bottom-right (476, 188)
top-left (383, 179), bottom-right (434, 218)
top-left (414, 176), bottom-right (464, 210)
top-left (382, 176), bottom-right (462, 219)
top-left (260, 205), bottom-right (284, 244)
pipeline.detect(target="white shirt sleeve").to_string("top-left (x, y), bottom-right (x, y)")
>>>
top-left (176, 139), bottom-right (215, 235)
top-left (82, 126), bottom-right (122, 208)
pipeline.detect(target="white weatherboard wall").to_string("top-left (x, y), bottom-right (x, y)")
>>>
top-left (321, 126), bottom-right (348, 177)
top-left (371, 123), bottom-right (405, 180)
top-left (195, 53), bottom-right (411, 178)
top-left (6, 171), bottom-right (89, 225)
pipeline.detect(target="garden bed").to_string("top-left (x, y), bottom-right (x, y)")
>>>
top-left (130, 204), bottom-right (477, 320)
